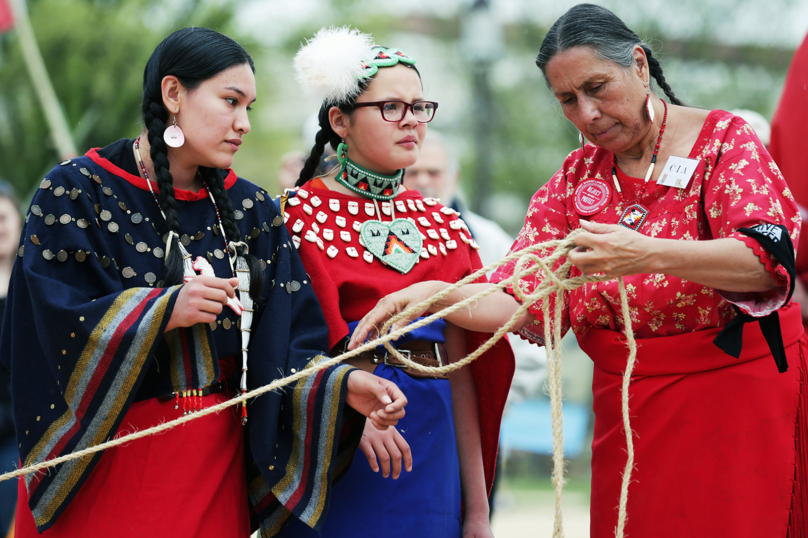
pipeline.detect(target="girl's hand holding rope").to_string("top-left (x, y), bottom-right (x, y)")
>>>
top-left (345, 370), bottom-right (408, 430)
top-left (348, 281), bottom-right (446, 349)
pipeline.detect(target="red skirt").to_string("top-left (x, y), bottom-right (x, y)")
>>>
top-left (579, 303), bottom-right (807, 538)
top-left (15, 392), bottom-right (249, 537)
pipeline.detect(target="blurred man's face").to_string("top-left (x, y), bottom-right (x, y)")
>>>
top-left (405, 141), bottom-right (455, 201)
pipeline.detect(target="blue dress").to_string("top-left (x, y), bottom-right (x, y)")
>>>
top-left (283, 365), bottom-right (461, 537)
top-left (282, 320), bottom-right (462, 538)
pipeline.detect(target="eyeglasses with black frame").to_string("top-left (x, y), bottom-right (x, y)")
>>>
top-left (351, 100), bottom-right (439, 123)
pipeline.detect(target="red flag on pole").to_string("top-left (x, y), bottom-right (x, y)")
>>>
top-left (0, 0), bottom-right (13, 33)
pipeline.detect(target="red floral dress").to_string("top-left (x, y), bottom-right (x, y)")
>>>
top-left (495, 110), bottom-right (797, 341)
top-left (492, 110), bottom-right (807, 537)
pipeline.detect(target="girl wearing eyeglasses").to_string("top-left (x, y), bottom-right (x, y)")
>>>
top-left (279, 28), bottom-right (513, 538)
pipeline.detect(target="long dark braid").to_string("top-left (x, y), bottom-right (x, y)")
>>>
top-left (296, 106), bottom-right (343, 187)
top-left (642, 45), bottom-right (684, 106)
top-left (143, 95), bottom-right (186, 287)
top-left (201, 167), bottom-right (264, 300)
top-left (141, 27), bottom-right (263, 299)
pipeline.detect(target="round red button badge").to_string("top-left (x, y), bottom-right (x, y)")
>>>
top-left (574, 179), bottom-right (612, 216)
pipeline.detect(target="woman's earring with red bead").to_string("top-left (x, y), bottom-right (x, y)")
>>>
top-left (645, 87), bottom-right (655, 123)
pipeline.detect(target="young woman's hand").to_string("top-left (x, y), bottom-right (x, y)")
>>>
top-left (348, 280), bottom-right (446, 349)
top-left (165, 276), bottom-right (239, 332)
top-left (345, 370), bottom-right (407, 429)
top-left (462, 514), bottom-right (494, 538)
top-left (358, 419), bottom-right (413, 479)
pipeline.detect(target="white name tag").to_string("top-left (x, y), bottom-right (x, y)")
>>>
top-left (657, 156), bottom-right (699, 189)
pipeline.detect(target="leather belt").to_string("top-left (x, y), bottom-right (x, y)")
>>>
top-left (336, 340), bottom-right (449, 380)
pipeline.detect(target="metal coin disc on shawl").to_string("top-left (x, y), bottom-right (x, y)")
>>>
top-left (359, 218), bottom-right (422, 274)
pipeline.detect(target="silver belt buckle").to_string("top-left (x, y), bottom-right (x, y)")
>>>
top-left (433, 343), bottom-right (445, 367)
top-left (384, 349), bottom-right (410, 368)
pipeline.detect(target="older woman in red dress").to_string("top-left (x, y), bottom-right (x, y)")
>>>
top-left (353, 4), bottom-right (807, 537)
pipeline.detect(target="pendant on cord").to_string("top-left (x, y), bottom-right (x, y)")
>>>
top-left (619, 203), bottom-right (649, 231)
top-left (359, 218), bottom-right (422, 274)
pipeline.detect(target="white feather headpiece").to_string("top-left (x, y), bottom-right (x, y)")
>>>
top-left (294, 27), bottom-right (375, 105)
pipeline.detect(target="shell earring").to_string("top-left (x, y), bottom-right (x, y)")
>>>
top-left (645, 88), bottom-right (655, 123)
top-left (163, 115), bottom-right (185, 148)
top-left (578, 131), bottom-right (586, 151)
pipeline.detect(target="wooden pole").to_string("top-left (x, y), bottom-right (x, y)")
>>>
top-left (8, 0), bottom-right (77, 159)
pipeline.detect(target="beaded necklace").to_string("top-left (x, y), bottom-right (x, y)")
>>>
top-left (330, 143), bottom-right (421, 273)
top-left (354, 183), bottom-right (422, 274)
top-left (611, 100), bottom-right (668, 231)
top-left (334, 142), bottom-right (404, 201)
top-left (134, 137), bottom-right (234, 276)
top-left (134, 137), bottom-right (253, 424)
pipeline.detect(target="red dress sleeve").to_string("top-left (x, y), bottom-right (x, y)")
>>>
top-left (490, 152), bottom-right (580, 345)
top-left (703, 115), bottom-right (800, 317)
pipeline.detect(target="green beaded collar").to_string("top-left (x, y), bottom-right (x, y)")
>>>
top-left (334, 142), bottom-right (403, 201)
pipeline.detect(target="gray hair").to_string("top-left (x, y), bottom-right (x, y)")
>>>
top-left (421, 130), bottom-right (460, 176)
top-left (536, 4), bottom-right (683, 106)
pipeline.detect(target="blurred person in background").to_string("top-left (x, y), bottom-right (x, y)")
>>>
top-left (353, 4), bottom-right (807, 536)
top-left (0, 180), bottom-right (21, 536)
top-left (406, 132), bottom-right (511, 269)
top-left (406, 133), bottom-right (547, 516)
top-left (277, 151), bottom-right (307, 193)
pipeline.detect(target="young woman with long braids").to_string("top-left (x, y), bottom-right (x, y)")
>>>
top-left (279, 28), bottom-right (514, 538)
top-left (1, 27), bottom-right (407, 538)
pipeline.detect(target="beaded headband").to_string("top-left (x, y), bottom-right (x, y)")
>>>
top-left (294, 26), bottom-right (417, 105)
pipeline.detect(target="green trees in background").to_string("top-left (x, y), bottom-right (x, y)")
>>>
top-left (0, 1), bottom-right (796, 234)
top-left (0, 0), bottom-right (242, 199)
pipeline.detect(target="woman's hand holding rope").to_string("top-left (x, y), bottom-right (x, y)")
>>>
top-left (570, 220), bottom-right (650, 278)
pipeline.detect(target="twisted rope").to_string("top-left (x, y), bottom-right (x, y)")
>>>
top-left (1, 230), bottom-right (639, 538)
